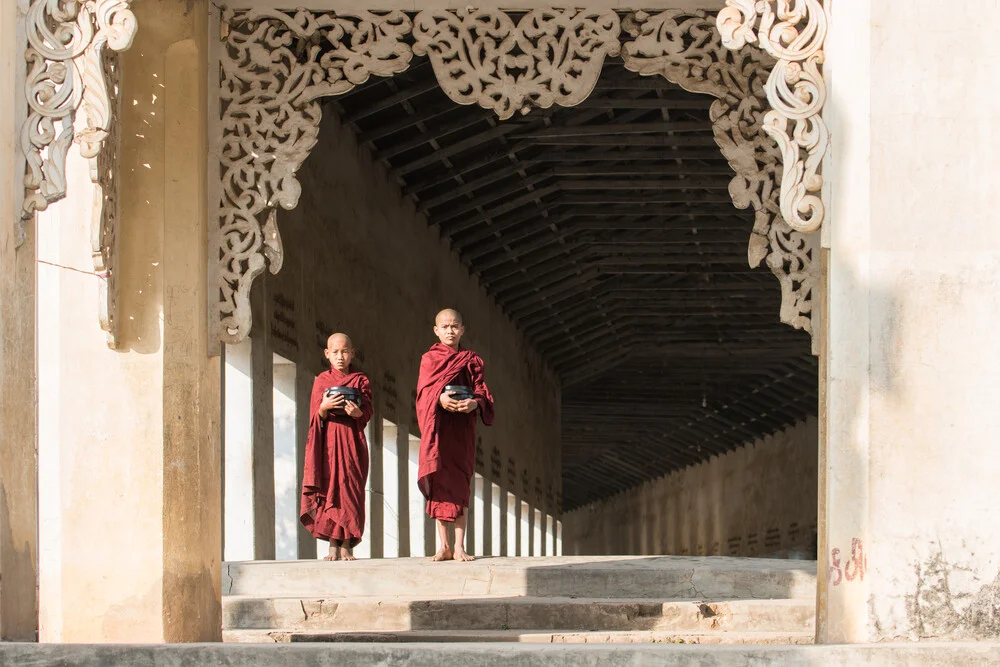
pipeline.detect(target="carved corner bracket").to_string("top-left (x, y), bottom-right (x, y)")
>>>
top-left (717, 0), bottom-right (829, 235)
top-left (621, 9), bottom-right (814, 333)
top-left (22, 0), bottom-right (136, 348)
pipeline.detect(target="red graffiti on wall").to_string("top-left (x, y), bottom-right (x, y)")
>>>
top-left (828, 538), bottom-right (867, 586)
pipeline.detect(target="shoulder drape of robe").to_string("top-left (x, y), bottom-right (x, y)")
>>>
top-left (416, 343), bottom-right (495, 521)
top-left (300, 367), bottom-right (373, 545)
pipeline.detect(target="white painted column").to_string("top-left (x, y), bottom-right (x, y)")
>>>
top-left (546, 514), bottom-right (555, 557)
top-left (534, 508), bottom-right (544, 556)
top-left (491, 483), bottom-right (503, 557)
top-left (272, 355), bottom-right (298, 560)
top-left (352, 418), bottom-right (377, 560)
top-left (506, 492), bottom-right (518, 557)
top-left (520, 502), bottom-right (531, 557)
top-left (382, 420), bottom-right (400, 558)
top-left (818, 0), bottom-right (1000, 642)
top-left (556, 520), bottom-right (563, 556)
top-left (407, 434), bottom-right (427, 557)
top-left (224, 342), bottom-right (253, 561)
top-left (473, 474), bottom-right (486, 557)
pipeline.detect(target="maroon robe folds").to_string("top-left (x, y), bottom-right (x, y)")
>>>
top-left (416, 343), bottom-right (495, 522)
top-left (300, 367), bottom-right (373, 546)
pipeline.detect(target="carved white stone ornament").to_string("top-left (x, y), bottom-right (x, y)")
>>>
top-left (717, 0), bottom-right (829, 234)
top-left (215, 7), bottom-right (820, 342)
top-left (217, 9), bottom-right (414, 342)
top-left (412, 9), bottom-right (621, 120)
top-left (22, 0), bottom-right (136, 346)
top-left (621, 9), bottom-right (813, 331)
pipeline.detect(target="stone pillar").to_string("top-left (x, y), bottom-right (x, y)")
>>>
top-left (491, 483), bottom-right (503, 558)
top-left (0, 0), bottom-right (37, 639)
top-left (37, 0), bottom-right (221, 641)
top-left (407, 433), bottom-right (426, 557)
top-left (364, 410), bottom-right (383, 559)
top-left (382, 419), bottom-right (400, 558)
top-left (820, 0), bottom-right (1000, 642)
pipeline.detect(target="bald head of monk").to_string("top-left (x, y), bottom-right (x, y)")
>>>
top-left (433, 309), bottom-right (465, 351)
top-left (324, 333), bottom-right (355, 372)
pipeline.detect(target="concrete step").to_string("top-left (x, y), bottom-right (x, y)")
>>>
top-left (222, 596), bottom-right (815, 634)
top-left (224, 555), bottom-right (817, 600)
top-left (224, 628), bottom-right (815, 645)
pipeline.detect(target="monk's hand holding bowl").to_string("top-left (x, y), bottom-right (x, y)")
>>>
top-left (457, 398), bottom-right (479, 414)
top-left (319, 392), bottom-right (344, 419)
top-left (439, 391), bottom-right (462, 412)
top-left (343, 400), bottom-right (362, 419)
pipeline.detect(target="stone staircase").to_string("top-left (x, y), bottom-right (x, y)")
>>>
top-left (222, 555), bottom-right (817, 645)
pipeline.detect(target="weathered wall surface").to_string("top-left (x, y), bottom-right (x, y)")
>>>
top-left (0, 0), bottom-right (38, 640)
top-left (820, 0), bottom-right (1000, 642)
top-left (36, 0), bottom-right (221, 642)
top-left (252, 109), bottom-right (563, 527)
top-left (563, 418), bottom-right (817, 558)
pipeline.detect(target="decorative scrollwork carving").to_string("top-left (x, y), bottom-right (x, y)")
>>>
top-left (717, 0), bottom-right (829, 234)
top-left (412, 8), bottom-right (621, 120)
top-left (21, 0), bottom-right (135, 347)
top-left (22, 0), bottom-right (136, 227)
top-left (216, 9), bottom-right (413, 342)
top-left (622, 10), bottom-right (813, 332)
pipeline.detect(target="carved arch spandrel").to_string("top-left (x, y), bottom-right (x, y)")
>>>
top-left (621, 9), bottom-right (814, 332)
top-left (216, 9), bottom-right (414, 342)
top-left (214, 7), bottom-right (819, 343)
top-left (21, 0), bottom-right (137, 348)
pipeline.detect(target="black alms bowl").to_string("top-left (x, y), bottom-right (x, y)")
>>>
top-left (325, 386), bottom-right (362, 414)
top-left (444, 385), bottom-right (475, 401)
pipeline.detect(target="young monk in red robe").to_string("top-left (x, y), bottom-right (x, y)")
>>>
top-left (300, 333), bottom-right (373, 561)
top-left (417, 309), bottom-right (495, 562)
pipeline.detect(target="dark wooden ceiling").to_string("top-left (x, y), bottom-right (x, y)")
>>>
top-left (327, 53), bottom-right (817, 511)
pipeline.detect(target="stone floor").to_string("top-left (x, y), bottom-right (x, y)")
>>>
top-left (224, 555), bottom-right (818, 645)
top-left (4, 642), bottom-right (1000, 666)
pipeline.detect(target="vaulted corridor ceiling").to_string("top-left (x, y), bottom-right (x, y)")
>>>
top-left (326, 55), bottom-right (817, 510)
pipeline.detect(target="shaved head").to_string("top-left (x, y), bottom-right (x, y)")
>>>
top-left (435, 309), bottom-right (463, 326)
top-left (327, 332), bottom-right (353, 349)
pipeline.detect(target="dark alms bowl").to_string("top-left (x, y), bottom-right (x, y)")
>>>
top-left (325, 386), bottom-right (362, 414)
top-left (444, 385), bottom-right (475, 401)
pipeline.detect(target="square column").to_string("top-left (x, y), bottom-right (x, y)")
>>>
top-left (0, 0), bottom-right (37, 640)
top-left (821, 0), bottom-right (1000, 642)
top-left (37, 0), bottom-right (221, 641)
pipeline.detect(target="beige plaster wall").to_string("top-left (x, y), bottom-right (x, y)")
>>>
top-left (36, 0), bottom-right (221, 642)
top-left (562, 418), bottom-right (818, 559)
top-left (255, 109), bottom-right (563, 520)
top-left (0, 0), bottom-right (38, 640)
top-left (820, 0), bottom-right (1000, 642)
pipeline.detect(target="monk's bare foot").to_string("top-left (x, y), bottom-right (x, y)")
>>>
top-left (453, 548), bottom-right (475, 562)
top-left (340, 546), bottom-right (356, 561)
top-left (431, 548), bottom-right (453, 562)
top-left (323, 550), bottom-right (339, 561)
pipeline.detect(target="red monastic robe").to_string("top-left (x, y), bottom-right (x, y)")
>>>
top-left (300, 367), bottom-right (373, 546)
top-left (416, 343), bottom-right (495, 522)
